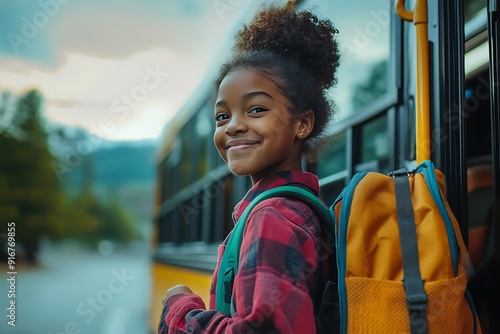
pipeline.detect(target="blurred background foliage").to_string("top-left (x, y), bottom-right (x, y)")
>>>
top-left (0, 89), bottom-right (155, 262)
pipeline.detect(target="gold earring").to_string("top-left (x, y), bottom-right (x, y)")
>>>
top-left (298, 131), bottom-right (304, 138)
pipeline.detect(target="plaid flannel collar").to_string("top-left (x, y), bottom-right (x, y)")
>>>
top-left (232, 170), bottom-right (320, 223)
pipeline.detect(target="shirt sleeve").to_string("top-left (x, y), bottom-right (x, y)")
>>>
top-left (159, 198), bottom-right (320, 333)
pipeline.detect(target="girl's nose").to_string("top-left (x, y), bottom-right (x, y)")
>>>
top-left (225, 114), bottom-right (247, 135)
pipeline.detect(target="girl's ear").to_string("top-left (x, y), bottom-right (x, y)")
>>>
top-left (296, 110), bottom-right (315, 139)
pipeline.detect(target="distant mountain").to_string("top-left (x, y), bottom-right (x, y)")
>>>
top-left (47, 122), bottom-right (159, 154)
top-left (48, 125), bottom-right (159, 222)
top-left (47, 123), bottom-right (158, 188)
top-left (55, 142), bottom-right (157, 189)
top-left (90, 144), bottom-right (157, 186)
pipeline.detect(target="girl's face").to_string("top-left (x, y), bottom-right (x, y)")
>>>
top-left (214, 68), bottom-right (312, 184)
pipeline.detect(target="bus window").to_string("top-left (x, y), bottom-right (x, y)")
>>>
top-left (317, 131), bottom-right (348, 204)
top-left (356, 113), bottom-right (389, 171)
top-left (169, 138), bottom-right (182, 195)
top-left (320, 179), bottom-right (346, 206)
top-left (180, 124), bottom-right (194, 188)
top-left (317, 132), bottom-right (347, 179)
top-left (196, 108), bottom-right (213, 177)
top-left (306, 0), bottom-right (391, 121)
top-left (465, 0), bottom-right (486, 24)
top-left (466, 73), bottom-right (491, 160)
top-left (161, 160), bottom-right (171, 200)
top-left (171, 209), bottom-right (183, 246)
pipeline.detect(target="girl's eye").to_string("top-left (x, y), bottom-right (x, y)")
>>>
top-left (249, 106), bottom-right (267, 114)
top-left (215, 113), bottom-right (229, 122)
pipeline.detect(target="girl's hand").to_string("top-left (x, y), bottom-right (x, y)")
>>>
top-left (162, 284), bottom-right (193, 306)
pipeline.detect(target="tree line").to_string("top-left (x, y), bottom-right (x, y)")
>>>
top-left (0, 89), bottom-right (138, 262)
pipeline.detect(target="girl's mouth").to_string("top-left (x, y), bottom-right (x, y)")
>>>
top-left (226, 139), bottom-right (261, 151)
top-left (228, 144), bottom-right (257, 152)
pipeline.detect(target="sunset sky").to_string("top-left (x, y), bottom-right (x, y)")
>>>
top-left (0, 0), bottom-right (267, 141)
top-left (0, 0), bottom-right (394, 142)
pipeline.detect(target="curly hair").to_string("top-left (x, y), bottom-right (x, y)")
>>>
top-left (214, 3), bottom-right (340, 160)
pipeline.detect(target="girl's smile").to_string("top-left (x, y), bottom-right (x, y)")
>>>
top-left (226, 139), bottom-right (262, 151)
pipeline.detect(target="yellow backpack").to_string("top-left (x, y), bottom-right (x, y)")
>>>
top-left (329, 160), bottom-right (481, 333)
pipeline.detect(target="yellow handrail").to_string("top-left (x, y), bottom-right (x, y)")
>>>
top-left (396, 0), bottom-right (430, 163)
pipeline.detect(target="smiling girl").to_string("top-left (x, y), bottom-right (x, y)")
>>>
top-left (159, 2), bottom-right (340, 333)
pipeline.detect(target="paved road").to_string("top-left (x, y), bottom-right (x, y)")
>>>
top-left (0, 241), bottom-right (151, 334)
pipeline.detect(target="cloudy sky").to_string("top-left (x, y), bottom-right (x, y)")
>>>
top-left (0, 0), bottom-right (393, 142)
top-left (0, 0), bottom-right (270, 141)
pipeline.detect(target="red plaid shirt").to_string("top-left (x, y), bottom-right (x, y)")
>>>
top-left (159, 171), bottom-right (334, 333)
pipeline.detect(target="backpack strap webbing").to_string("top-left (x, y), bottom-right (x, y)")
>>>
top-left (215, 185), bottom-right (333, 316)
top-left (393, 172), bottom-right (429, 334)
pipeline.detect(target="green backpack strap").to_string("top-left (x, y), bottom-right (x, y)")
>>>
top-left (215, 185), bottom-right (333, 315)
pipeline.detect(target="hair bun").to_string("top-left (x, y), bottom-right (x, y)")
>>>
top-left (234, 5), bottom-right (340, 89)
